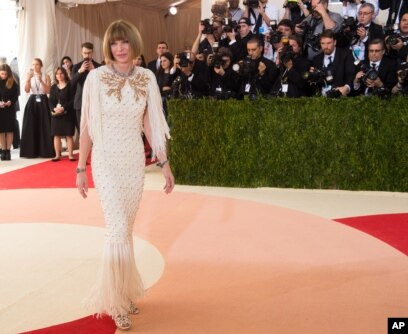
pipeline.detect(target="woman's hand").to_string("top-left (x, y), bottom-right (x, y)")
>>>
top-left (76, 172), bottom-right (89, 198)
top-left (162, 163), bottom-right (175, 194)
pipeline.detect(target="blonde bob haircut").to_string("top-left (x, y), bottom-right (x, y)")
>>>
top-left (102, 20), bottom-right (143, 64)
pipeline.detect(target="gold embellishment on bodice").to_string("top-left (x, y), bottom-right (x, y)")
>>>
top-left (101, 70), bottom-right (149, 102)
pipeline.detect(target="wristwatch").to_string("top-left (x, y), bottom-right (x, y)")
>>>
top-left (76, 167), bottom-right (86, 174)
top-left (156, 159), bottom-right (169, 168)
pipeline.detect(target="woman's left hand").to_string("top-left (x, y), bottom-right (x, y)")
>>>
top-left (162, 163), bottom-right (175, 194)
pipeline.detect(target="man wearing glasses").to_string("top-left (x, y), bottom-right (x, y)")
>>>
top-left (353, 39), bottom-right (397, 95)
top-left (351, 3), bottom-right (384, 62)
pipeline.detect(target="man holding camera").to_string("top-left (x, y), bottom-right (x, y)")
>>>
top-left (386, 12), bottom-right (408, 61)
top-left (237, 37), bottom-right (279, 98)
top-left (349, 3), bottom-right (384, 62)
top-left (282, 0), bottom-right (311, 25)
top-left (296, 0), bottom-right (343, 60)
top-left (228, 17), bottom-right (255, 62)
top-left (71, 42), bottom-right (101, 132)
top-left (173, 51), bottom-right (209, 98)
top-left (271, 35), bottom-right (312, 97)
top-left (310, 30), bottom-right (355, 97)
top-left (208, 47), bottom-right (240, 98)
top-left (353, 39), bottom-right (398, 95)
top-left (243, 0), bottom-right (279, 35)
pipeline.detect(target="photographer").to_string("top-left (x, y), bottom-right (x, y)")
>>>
top-left (271, 35), bottom-right (313, 97)
top-left (391, 62), bottom-right (408, 94)
top-left (172, 50), bottom-right (209, 98)
top-left (295, 0), bottom-right (343, 60)
top-left (310, 30), bottom-right (355, 97)
top-left (208, 47), bottom-right (240, 98)
top-left (282, 0), bottom-right (311, 25)
top-left (236, 37), bottom-right (279, 98)
top-left (71, 42), bottom-right (101, 132)
top-left (228, 17), bottom-right (255, 62)
top-left (243, 0), bottom-right (279, 35)
top-left (353, 39), bottom-right (398, 95)
top-left (268, 19), bottom-right (296, 62)
top-left (192, 19), bottom-right (226, 59)
top-left (342, 0), bottom-right (379, 19)
top-left (342, 3), bottom-right (384, 61)
top-left (385, 12), bottom-right (408, 62)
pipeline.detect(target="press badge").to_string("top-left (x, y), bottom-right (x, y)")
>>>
top-left (281, 84), bottom-right (288, 93)
top-left (245, 83), bottom-right (251, 93)
top-left (35, 95), bottom-right (41, 103)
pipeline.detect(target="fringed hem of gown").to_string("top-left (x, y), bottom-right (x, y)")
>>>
top-left (84, 239), bottom-right (145, 318)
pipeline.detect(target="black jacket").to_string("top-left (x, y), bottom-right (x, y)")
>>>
top-left (71, 59), bottom-right (101, 110)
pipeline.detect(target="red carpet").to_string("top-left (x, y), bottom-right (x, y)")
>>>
top-left (0, 154), bottom-right (154, 190)
top-left (334, 213), bottom-right (408, 256)
top-left (20, 315), bottom-right (116, 334)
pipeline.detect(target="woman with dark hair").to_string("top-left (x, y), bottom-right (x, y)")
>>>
top-left (49, 66), bottom-right (76, 161)
top-left (0, 64), bottom-right (19, 160)
top-left (134, 54), bottom-right (146, 68)
top-left (61, 56), bottom-right (73, 79)
top-left (20, 58), bottom-right (54, 158)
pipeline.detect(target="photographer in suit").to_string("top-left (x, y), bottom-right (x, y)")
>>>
top-left (236, 37), bottom-right (279, 98)
top-left (271, 35), bottom-right (312, 97)
top-left (71, 42), bottom-right (101, 132)
top-left (386, 12), bottom-right (408, 62)
top-left (353, 39), bottom-right (398, 95)
top-left (350, 3), bottom-right (384, 62)
top-left (310, 29), bottom-right (355, 96)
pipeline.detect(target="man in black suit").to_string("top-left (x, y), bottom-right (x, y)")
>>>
top-left (350, 3), bottom-right (384, 62)
top-left (226, 17), bottom-right (255, 62)
top-left (271, 34), bottom-right (312, 97)
top-left (353, 39), bottom-right (398, 95)
top-left (379, 0), bottom-right (408, 27)
top-left (311, 29), bottom-right (355, 96)
top-left (386, 12), bottom-right (408, 62)
top-left (237, 37), bottom-right (279, 98)
top-left (71, 42), bottom-right (101, 132)
top-left (147, 41), bottom-right (169, 73)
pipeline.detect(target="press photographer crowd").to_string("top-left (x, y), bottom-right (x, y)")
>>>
top-left (153, 0), bottom-right (408, 100)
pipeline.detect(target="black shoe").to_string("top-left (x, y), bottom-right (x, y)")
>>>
top-left (0, 150), bottom-right (5, 161)
top-left (5, 150), bottom-right (11, 161)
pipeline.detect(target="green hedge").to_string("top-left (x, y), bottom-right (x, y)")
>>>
top-left (168, 96), bottom-right (408, 191)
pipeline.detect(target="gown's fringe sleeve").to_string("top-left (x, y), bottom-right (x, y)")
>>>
top-left (80, 69), bottom-right (102, 142)
top-left (145, 69), bottom-right (171, 160)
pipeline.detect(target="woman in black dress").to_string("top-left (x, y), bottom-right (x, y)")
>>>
top-left (49, 66), bottom-right (75, 161)
top-left (0, 64), bottom-right (19, 161)
top-left (20, 58), bottom-right (54, 158)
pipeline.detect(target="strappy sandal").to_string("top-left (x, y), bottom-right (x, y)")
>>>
top-left (129, 301), bottom-right (140, 315)
top-left (113, 314), bottom-right (131, 330)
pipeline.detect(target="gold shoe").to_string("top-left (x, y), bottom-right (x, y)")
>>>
top-left (114, 314), bottom-right (131, 330)
top-left (129, 301), bottom-right (140, 315)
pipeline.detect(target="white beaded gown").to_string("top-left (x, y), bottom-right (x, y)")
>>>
top-left (80, 65), bottom-right (170, 317)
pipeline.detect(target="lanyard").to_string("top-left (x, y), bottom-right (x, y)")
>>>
top-left (34, 75), bottom-right (41, 94)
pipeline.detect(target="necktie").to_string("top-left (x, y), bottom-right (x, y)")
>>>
top-left (371, 62), bottom-right (376, 70)
top-left (327, 56), bottom-right (333, 67)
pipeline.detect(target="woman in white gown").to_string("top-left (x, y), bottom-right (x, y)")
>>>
top-left (75, 20), bottom-right (175, 330)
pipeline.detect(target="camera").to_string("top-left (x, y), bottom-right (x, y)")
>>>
top-left (303, 68), bottom-right (333, 84)
top-left (270, 31), bottom-right (283, 44)
top-left (341, 16), bottom-right (358, 33)
top-left (223, 19), bottom-right (240, 33)
top-left (177, 52), bottom-right (192, 67)
top-left (209, 53), bottom-right (226, 69)
top-left (325, 88), bottom-right (342, 98)
top-left (296, 21), bottom-right (321, 51)
top-left (284, 0), bottom-right (300, 10)
top-left (270, 19), bottom-right (278, 31)
top-left (384, 24), bottom-right (402, 47)
top-left (232, 56), bottom-right (258, 77)
top-left (398, 62), bottom-right (408, 82)
top-left (359, 63), bottom-right (379, 83)
top-left (201, 19), bottom-right (214, 34)
top-left (243, 0), bottom-right (259, 8)
top-left (280, 44), bottom-right (296, 64)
